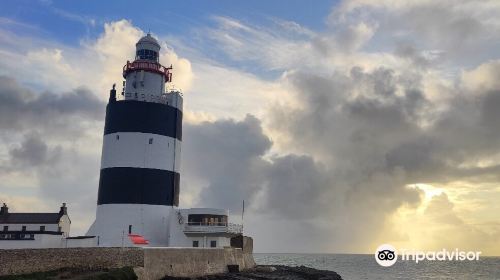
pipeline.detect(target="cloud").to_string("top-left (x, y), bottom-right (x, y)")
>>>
top-left (1, 2), bottom-right (500, 254)
top-left (181, 115), bottom-right (272, 210)
top-left (0, 20), bottom-right (193, 100)
top-left (0, 76), bottom-right (103, 135)
top-left (8, 132), bottom-right (61, 168)
top-left (330, 0), bottom-right (500, 68)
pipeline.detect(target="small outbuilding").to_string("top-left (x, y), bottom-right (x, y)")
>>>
top-left (0, 203), bottom-right (96, 249)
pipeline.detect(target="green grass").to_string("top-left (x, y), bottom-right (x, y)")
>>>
top-left (0, 267), bottom-right (138, 280)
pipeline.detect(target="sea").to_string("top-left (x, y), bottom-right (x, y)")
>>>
top-left (254, 253), bottom-right (500, 280)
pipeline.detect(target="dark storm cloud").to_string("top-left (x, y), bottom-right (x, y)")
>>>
top-left (182, 115), bottom-right (272, 211)
top-left (182, 115), bottom-right (347, 238)
top-left (0, 76), bottom-right (104, 172)
top-left (278, 65), bottom-right (500, 184)
top-left (9, 132), bottom-right (61, 167)
top-left (0, 75), bottom-right (104, 134)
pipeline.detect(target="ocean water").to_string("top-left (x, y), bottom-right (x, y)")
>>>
top-left (254, 253), bottom-right (500, 280)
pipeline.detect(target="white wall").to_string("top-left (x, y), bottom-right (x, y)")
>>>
top-left (125, 71), bottom-right (165, 101)
top-left (0, 234), bottom-right (63, 249)
top-left (166, 91), bottom-right (183, 111)
top-left (87, 204), bottom-right (173, 247)
top-left (65, 237), bottom-right (98, 248)
top-left (59, 215), bottom-right (70, 237)
top-left (101, 133), bottom-right (181, 172)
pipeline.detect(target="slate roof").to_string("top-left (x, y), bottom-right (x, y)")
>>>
top-left (0, 213), bottom-right (62, 224)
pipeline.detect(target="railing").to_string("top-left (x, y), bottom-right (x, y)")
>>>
top-left (183, 223), bottom-right (243, 234)
top-left (123, 60), bottom-right (172, 82)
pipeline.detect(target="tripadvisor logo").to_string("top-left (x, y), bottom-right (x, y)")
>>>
top-left (375, 244), bottom-right (482, 267)
top-left (375, 244), bottom-right (397, 267)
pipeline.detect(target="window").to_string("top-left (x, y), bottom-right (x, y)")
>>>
top-left (136, 49), bottom-right (158, 61)
top-left (210, 240), bottom-right (217, 248)
top-left (128, 225), bottom-right (132, 234)
top-left (40, 226), bottom-right (45, 232)
top-left (116, 135), bottom-right (120, 140)
top-left (192, 240), bottom-right (199, 247)
top-left (3, 226), bottom-right (7, 232)
top-left (21, 226), bottom-right (26, 231)
top-left (149, 138), bottom-right (153, 144)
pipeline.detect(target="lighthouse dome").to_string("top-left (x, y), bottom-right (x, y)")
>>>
top-left (135, 33), bottom-right (160, 62)
top-left (137, 33), bottom-right (160, 47)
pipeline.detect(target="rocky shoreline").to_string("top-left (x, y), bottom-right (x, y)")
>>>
top-left (163, 265), bottom-right (343, 280)
top-left (0, 265), bottom-right (343, 280)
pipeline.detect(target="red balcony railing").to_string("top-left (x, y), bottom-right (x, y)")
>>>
top-left (123, 60), bottom-right (172, 82)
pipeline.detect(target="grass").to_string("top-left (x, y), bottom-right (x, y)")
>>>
top-left (0, 267), bottom-right (138, 280)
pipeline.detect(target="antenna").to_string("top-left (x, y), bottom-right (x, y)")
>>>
top-left (241, 200), bottom-right (245, 235)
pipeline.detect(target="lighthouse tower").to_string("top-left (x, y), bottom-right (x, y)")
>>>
top-left (87, 34), bottom-right (182, 246)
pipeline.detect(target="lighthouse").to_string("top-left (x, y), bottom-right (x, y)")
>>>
top-left (87, 34), bottom-right (183, 246)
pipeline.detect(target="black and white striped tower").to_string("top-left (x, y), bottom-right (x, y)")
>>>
top-left (87, 34), bottom-right (182, 246)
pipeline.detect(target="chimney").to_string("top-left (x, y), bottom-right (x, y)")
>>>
top-left (59, 203), bottom-right (67, 215)
top-left (0, 203), bottom-right (8, 215)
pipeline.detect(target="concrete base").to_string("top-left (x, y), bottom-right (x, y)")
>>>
top-left (142, 247), bottom-right (255, 279)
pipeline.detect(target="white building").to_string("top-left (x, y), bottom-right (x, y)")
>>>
top-left (0, 203), bottom-right (96, 249)
top-left (169, 208), bottom-right (243, 248)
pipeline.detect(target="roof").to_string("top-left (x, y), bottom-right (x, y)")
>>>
top-left (0, 213), bottom-right (63, 224)
top-left (137, 33), bottom-right (160, 47)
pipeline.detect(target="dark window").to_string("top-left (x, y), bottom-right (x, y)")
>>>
top-left (136, 49), bottom-right (158, 61)
top-left (40, 226), bottom-right (45, 232)
top-left (21, 226), bottom-right (26, 231)
top-left (149, 138), bottom-right (153, 144)
top-left (210, 240), bottom-right (217, 248)
top-left (3, 226), bottom-right (7, 232)
top-left (193, 240), bottom-right (199, 247)
top-left (128, 225), bottom-right (132, 234)
top-left (188, 214), bottom-right (228, 226)
top-left (116, 134), bottom-right (120, 140)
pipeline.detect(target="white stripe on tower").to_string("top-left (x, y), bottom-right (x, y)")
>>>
top-left (101, 132), bottom-right (181, 173)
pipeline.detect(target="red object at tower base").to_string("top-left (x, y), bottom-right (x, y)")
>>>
top-left (128, 234), bottom-right (149, 245)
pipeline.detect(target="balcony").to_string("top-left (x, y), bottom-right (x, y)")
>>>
top-left (183, 222), bottom-right (243, 235)
top-left (123, 60), bottom-right (172, 82)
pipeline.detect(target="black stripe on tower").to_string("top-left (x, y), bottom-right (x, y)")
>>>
top-left (104, 100), bottom-right (182, 141)
top-left (97, 167), bottom-right (180, 206)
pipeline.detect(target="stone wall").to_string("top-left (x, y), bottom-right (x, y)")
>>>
top-left (0, 247), bottom-right (143, 276)
top-left (0, 246), bottom-right (255, 279)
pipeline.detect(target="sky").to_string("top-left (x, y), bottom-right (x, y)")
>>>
top-left (1, 0), bottom-right (500, 254)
